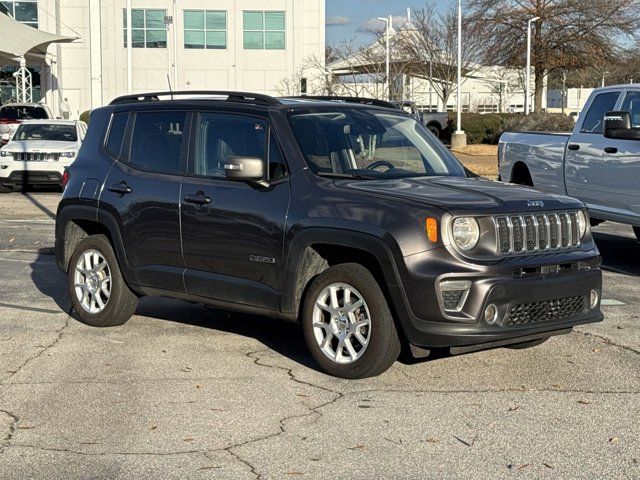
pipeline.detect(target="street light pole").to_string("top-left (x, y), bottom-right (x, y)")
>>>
top-left (451, 0), bottom-right (466, 148)
top-left (525, 16), bottom-right (540, 115)
top-left (377, 16), bottom-right (391, 100)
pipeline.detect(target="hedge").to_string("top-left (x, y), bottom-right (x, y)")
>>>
top-left (79, 110), bottom-right (91, 125)
top-left (445, 112), bottom-right (574, 145)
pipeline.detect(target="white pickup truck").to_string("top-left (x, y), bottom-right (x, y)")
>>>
top-left (499, 85), bottom-right (640, 240)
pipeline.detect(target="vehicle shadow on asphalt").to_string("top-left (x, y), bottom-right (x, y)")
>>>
top-left (593, 232), bottom-right (640, 277)
top-left (30, 248), bottom-right (72, 313)
top-left (29, 250), bottom-right (428, 373)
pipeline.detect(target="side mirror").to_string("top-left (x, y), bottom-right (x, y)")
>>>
top-left (224, 156), bottom-right (268, 187)
top-left (1, 133), bottom-right (10, 145)
top-left (603, 111), bottom-right (640, 140)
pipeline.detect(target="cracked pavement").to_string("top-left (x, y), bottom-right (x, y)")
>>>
top-left (0, 192), bottom-right (639, 479)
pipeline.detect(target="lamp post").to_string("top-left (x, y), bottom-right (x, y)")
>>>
top-left (429, 49), bottom-right (442, 112)
top-left (525, 16), bottom-right (540, 115)
top-left (377, 16), bottom-right (392, 100)
top-left (451, 0), bottom-right (466, 148)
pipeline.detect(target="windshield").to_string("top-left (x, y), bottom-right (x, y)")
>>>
top-left (0, 106), bottom-right (49, 121)
top-left (288, 108), bottom-right (465, 179)
top-left (14, 124), bottom-right (78, 142)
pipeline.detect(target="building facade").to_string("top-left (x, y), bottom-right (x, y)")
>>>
top-left (1, 0), bottom-right (325, 117)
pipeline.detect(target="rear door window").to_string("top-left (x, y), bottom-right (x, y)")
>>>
top-left (129, 111), bottom-right (187, 175)
top-left (580, 92), bottom-right (620, 134)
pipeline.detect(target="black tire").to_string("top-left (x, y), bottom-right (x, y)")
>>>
top-left (0, 183), bottom-right (13, 193)
top-left (633, 226), bottom-right (640, 242)
top-left (427, 124), bottom-right (441, 138)
top-left (302, 263), bottom-right (401, 379)
top-left (507, 338), bottom-right (548, 349)
top-left (67, 234), bottom-right (138, 327)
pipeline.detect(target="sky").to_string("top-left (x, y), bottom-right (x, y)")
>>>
top-left (326, 0), bottom-right (439, 47)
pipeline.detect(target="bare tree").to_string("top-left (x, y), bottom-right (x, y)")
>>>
top-left (396, 4), bottom-right (489, 108)
top-left (467, 0), bottom-right (640, 111)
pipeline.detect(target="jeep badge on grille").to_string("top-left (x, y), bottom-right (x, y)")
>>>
top-left (527, 200), bottom-right (545, 208)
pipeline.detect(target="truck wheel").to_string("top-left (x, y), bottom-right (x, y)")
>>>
top-left (0, 184), bottom-right (12, 193)
top-left (68, 234), bottom-right (138, 327)
top-left (634, 227), bottom-right (640, 242)
top-left (302, 263), bottom-right (401, 379)
top-left (427, 124), bottom-right (441, 138)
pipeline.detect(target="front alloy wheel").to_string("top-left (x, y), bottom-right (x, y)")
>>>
top-left (312, 283), bottom-right (372, 364)
top-left (302, 263), bottom-right (401, 379)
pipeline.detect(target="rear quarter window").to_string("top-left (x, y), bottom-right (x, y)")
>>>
top-left (105, 113), bottom-right (129, 159)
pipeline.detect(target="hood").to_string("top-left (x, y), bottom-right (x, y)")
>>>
top-left (3, 140), bottom-right (79, 152)
top-left (335, 176), bottom-right (583, 215)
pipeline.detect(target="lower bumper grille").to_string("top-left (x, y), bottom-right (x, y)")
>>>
top-left (506, 295), bottom-right (586, 326)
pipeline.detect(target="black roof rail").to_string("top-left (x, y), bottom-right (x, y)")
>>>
top-left (284, 96), bottom-right (398, 109)
top-left (109, 91), bottom-right (282, 106)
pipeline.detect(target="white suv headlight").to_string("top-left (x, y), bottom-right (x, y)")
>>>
top-left (452, 217), bottom-right (480, 251)
top-left (0, 150), bottom-right (11, 157)
top-left (577, 210), bottom-right (588, 238)
top-left (60, 152), bottom-right (76, 158)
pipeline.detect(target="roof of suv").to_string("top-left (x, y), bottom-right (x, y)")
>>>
top-left (108, 91), bottom-right (403, 112)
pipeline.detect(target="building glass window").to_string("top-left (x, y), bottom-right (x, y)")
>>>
top-left (123, 9), bottom-right (167, 48)
top-left (243, 11), bottom-right (285, 50)
top-left (184, 10), bottom-right (226, 49)
top-left (1, 0), bottom-right (38, 28)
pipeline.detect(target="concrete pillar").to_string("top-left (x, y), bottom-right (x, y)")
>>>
top-left (89, 0), bottom-right (103, 108)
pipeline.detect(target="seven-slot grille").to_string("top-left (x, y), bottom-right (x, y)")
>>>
top-left (495, 212), bottom-right (580, 255)
top-left (12, 152), bottom-right (60, 162)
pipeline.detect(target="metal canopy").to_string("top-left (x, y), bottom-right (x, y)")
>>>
top-left (0, 12), bottom-right (76, 65)
top-left (0, 12), bottom-right (77, 102)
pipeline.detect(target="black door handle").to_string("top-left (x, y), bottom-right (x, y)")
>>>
top-left (184, 194), bottom-right (211, 205)
top-left (567, 144), bottom-right (580, 151)
top-left (604, 147), bottom-right (618, 154)
top-left (108, 183), bottom-right (132, 195)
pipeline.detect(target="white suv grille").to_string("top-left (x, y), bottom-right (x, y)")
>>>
top-left (12, 152), bottom-right (60, 162)
top-left (495, 212), bottom-right (580, 255)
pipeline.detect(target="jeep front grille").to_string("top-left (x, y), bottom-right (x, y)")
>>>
top-left (495, 212), bottom-right (580, 255)
top-left (506, 295), bottom-right (587, 326)
top-left (12, 152), bottom-right (60, 162)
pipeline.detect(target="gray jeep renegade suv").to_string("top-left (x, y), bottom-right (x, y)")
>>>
top-left (55, 91), bottom-right (603, 378)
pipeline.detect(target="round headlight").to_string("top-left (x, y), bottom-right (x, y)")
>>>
top-left (452, 217), bottom-right (480, 251)
top-left (577, 210), bottom-right (588, 238)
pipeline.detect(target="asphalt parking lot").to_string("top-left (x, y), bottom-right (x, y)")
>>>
top-left (0, 192), bottom-right (638, 479)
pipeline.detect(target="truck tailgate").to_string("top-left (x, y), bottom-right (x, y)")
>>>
top-left (499, 131), bottom-right (571, 195)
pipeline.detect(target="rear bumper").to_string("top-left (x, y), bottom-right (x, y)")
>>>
top-left (391, 249), bottom-right (603, 351)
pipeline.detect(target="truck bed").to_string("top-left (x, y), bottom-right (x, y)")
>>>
top-left (498, 131), bottom-right (571, 195)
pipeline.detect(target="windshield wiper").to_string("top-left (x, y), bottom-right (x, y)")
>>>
top-left (315, 172), bottom-right (370, 180)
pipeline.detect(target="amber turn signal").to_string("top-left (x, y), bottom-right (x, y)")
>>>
top-left (426, 217), bottom-right (438, 243)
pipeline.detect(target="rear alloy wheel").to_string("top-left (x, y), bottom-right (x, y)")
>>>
top-left (302, 263), bottom-right (401, 379)
top-left (634, 226), bottom-right (640, 242)
top-left (68, 234), bottom-right (138, 327)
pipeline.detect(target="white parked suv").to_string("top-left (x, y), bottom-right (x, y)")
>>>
top-left (0, 119), bottom-right (87, 192)
top-left (0, 103), bottom-right (53, 145)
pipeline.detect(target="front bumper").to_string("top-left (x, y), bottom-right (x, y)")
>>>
top-left (0, 169), bottom-right (63, 186)
top-left (391, 248), bottom-right (603, 351)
